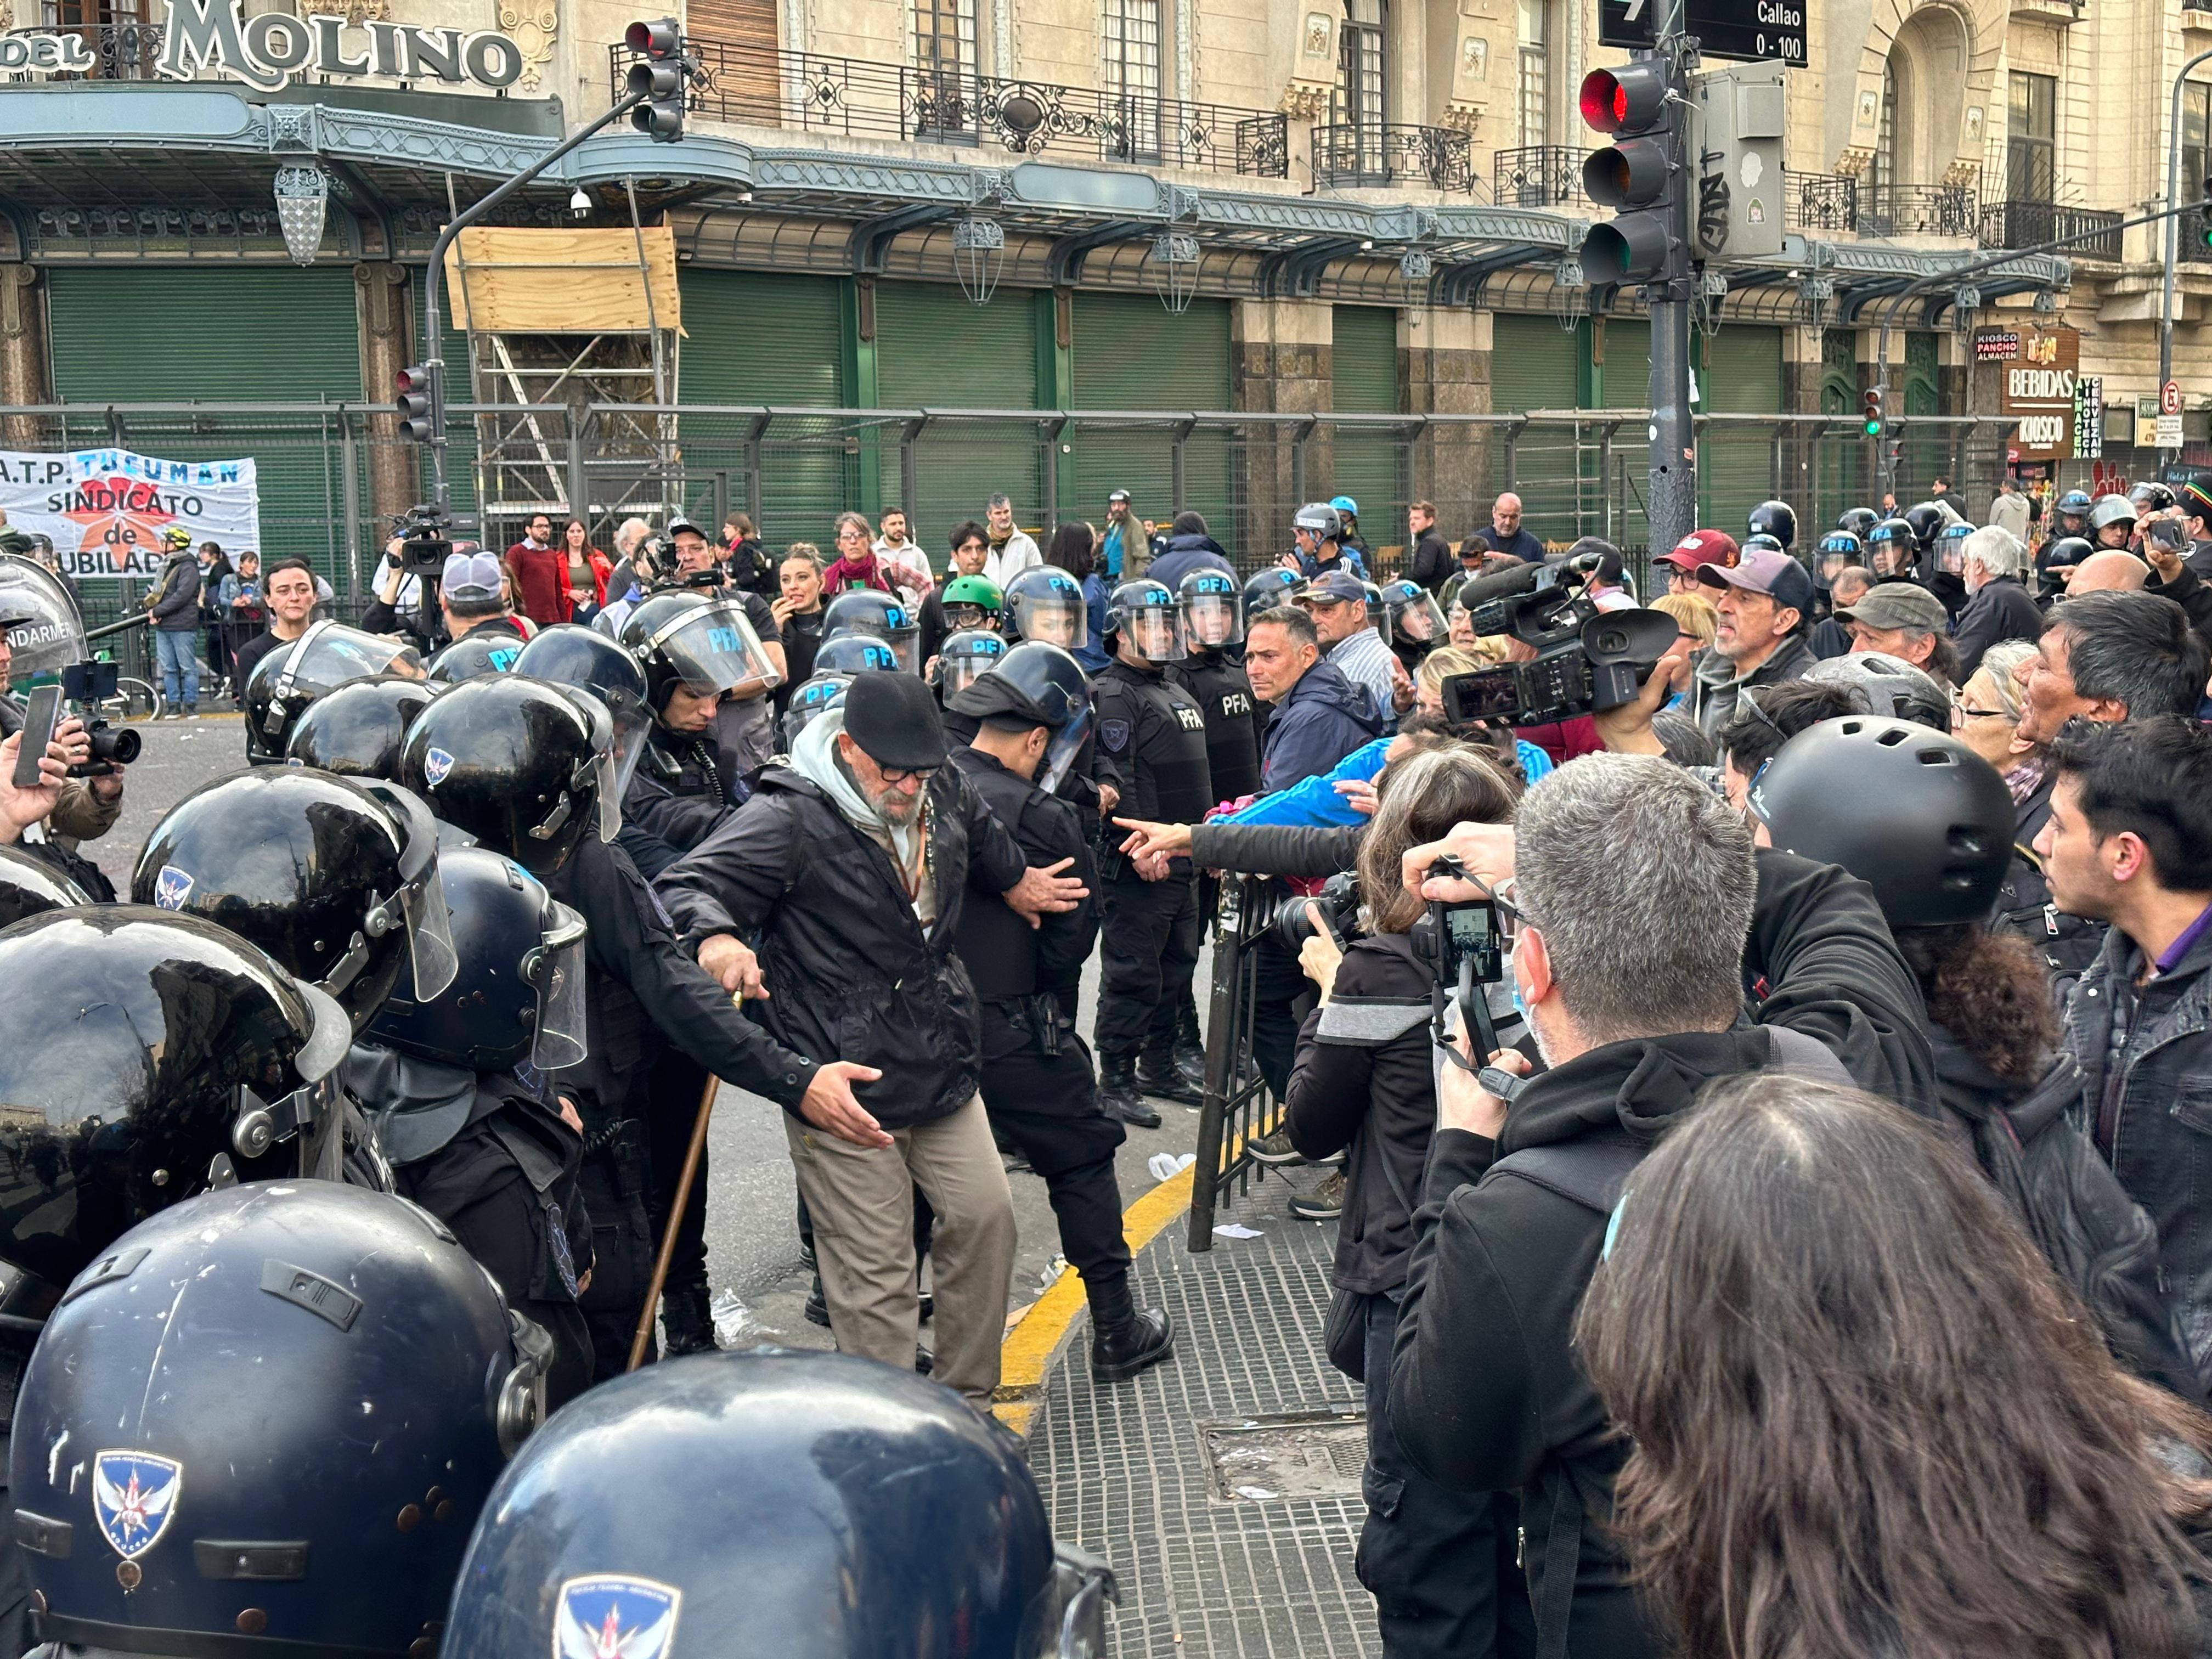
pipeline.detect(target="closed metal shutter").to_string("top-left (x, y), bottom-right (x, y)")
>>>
top-left (678, 269), bottom-right (848, 546)
top-left (1699, 324), bottom-right (1783, 536)
top-left (47, 267), bottom-right (362, 576)
top-left (876, 281), bottom-right (1042, 556)
top-left (1599, 317), bottom-right (1654, 549)
top-left (1329, 305), bottom-right (1401, 565)
top-left (1490, 313), bottom-right (1580, 548)
top-left (1070, 292), bottom-right (1233, 564)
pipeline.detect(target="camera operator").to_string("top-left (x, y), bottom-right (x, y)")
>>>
top-left (0, 611), bottom-right (122, 885)
top-left (1276, 746), bottom-right (1533, 1658)
top-left (1386, 689), bottom-right (1935, 1655)
top-left (2039, 716), bottom-right (2212, 1373)
top-left (1686, 543), bottom-right (1817, 737)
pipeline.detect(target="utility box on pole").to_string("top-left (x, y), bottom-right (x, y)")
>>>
top-left (1689, 63), bottom-right (1786, 262)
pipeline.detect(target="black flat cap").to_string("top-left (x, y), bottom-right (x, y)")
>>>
top-left (946, 675), bottom-right (1047, 728)
top-left (842, 669), bottom-right (947, 770)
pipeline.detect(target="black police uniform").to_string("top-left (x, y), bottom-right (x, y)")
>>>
top-left (622, 719), bottom-right (741, 882)
top-left (949, 744), bottom-right (1136, 1327)
top-left (1091, 658), bottom-right (1213, 1095)
top-left (1166, 645), bottom-right (1264, 1068)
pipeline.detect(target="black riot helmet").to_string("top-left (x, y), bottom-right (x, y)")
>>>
top-left (283, 674), bottom-right (438, 780)
top-left (1866, 517), bottom-right (1918, 575)
top-left (813, 634), bottom-right (902, 675)
top-left (132, 768), bottom-right (458, 1032)
top-left (1749, 717), bottom-right (2015, 927)
top-left (398, 676), bottom-right (619, 876)
top-left (11, 1182), bottom-right (551, 1659)
top-left (244, 620), bottom-right (425, 764)
top-left (1903, 501), bottom-right (1949, 551)
top-left (1377, 578), bottom-right (1446, 652)
top-left (1747, 499), bottom-right (1798, 549)
top-left (619, 591), bottom-right (782, 715)
top-left (0, 845), bottom-right (90, 930)
top-left (953, 640), bottom-right (1093, 793)
top-left (1242, 566), bottom-right (1302, 613)
top-left (820, 589), bottom-right (921, 673)
top-left (2054, 488), bottom-right (2094, 533)
top-left (363, 845), bottom-right (587, 1074)
top-left (2046, 534), bottom-right (2095, 573)
top-left (1178, 568), bottom-right (1245, 650)
top-left (1815, 531), bottom-right (1864, 589)
top-left (2131, 480), bottom-right (2177, 513)
top-left (514, 624), bottom-right (657, 802)
top-left (1837, 507), bottom-right (1880, 540)
top-left (1106, 578), bottom-right (1180, 664)
top-left (427, 630), bottom-right (523, 683)
top-left (0, 907), bottom-right (351, 1305)
top-left (781, 672), bottom-right (851, 752)
top-left (935, 628), bottom-right (1008, 698)
top-left (442, 1349), bottom-right (1115, 1659)
top-left (1001, 566), bottom-right (1090, 651)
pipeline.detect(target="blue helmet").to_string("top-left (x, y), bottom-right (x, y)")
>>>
top-left (1242, 566), bottom-right (1302, 611)
top-left (813, 634), bottom-right (901, 675)
top-left (820, 589), bottom-right (919, 673)
top-left (427, 630), bottom-right (522, 683)
top-left (1002, 566), bottom-right (1089, 651)
top-left (1177, 567), bottom-right (1244, 649)
top-left (2055, 488), bottom-right (2094, 522)
top-left (935, 627), bottom-right (1008, 697)
top-left (442, 1350), bottom-right (1114, 1659)
top-left (1329, 494), bottom-right (1359, 518)
top-left (12, 1182), bottom-right (551, 1658)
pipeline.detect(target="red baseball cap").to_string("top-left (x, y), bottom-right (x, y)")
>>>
top-left (1656, 529), bottom-right (1737, 573)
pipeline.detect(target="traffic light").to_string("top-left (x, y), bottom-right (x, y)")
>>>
top-left (396, 364), bottom-right (435, 445)
top-left (625, 18), bottom-right (688, 143)
top-left (1579, 60), bottom-right (1679, 285)
top-left (2196, 174), bottom-right (2212, 255)
top-left (1861, 387), bottom-right (1884, 441)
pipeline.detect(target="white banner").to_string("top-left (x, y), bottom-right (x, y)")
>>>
top-left (0, 447), bottom-right (262, 580)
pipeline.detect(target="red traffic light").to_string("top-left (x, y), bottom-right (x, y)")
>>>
top-left (1579, 61), bottom-right (1671, 136)
top-left (396, 366), bottom-right (431, 397)
top-left (625, 16), bottom-right (680, 56)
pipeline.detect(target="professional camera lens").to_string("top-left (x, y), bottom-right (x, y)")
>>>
top-left (92, 724), bottom-right (139, 766)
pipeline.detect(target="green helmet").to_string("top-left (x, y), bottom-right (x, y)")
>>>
top-left (941, 574), bottom-right (1002, 614)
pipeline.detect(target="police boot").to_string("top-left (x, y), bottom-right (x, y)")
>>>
top-left (1136, 1048), bottom-right (1204, 1109)
top-left (803, 1270), bottom-right (831, 1329)
top-left (1097, 1055), bottom-right (1161, 1129)
top-left (1092, 1307), bottom-right (1176, 1384)
top-left (1173, 1003), bottom-right (1207, 1091)
top-left (660, 1285), bottom-right (718, 1356)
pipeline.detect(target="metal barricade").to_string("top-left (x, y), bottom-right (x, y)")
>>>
top-left (1187, 872), bottom-right (1289, 1250)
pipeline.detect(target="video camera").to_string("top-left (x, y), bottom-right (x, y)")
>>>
top-left (58, 660), bottom-right (141, 777)
top-left (1441, 554), bottom-right (1676, 727)
top-left (391, 504), bottom-right (456, 574)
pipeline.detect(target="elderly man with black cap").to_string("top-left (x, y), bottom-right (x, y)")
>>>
top-left (946, 644), bottom-right (1175, 1384)
top-left (657, 669), bottom-right (1088, 1407)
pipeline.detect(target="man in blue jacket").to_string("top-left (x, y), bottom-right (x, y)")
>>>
top-left (144, 525), bottom-right (204, 716)
top-left (1244, 605), bottom-right (1383, 792)
top-left (1143, 511), bottom-right (1235, 593)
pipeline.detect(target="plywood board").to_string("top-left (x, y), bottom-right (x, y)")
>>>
top-left (442, 225), bottom-right (684, 335)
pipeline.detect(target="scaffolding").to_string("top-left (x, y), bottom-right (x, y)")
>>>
top-left (443, 199), bottom-right (683, 538)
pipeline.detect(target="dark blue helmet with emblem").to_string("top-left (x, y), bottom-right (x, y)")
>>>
top-left (1815, 530), bottom-right (1864, 589)
top-left (950, 642), bottom-right (1094, 793)
top-left (620, 591), bottom-right (782, 715)
top-left (1176, 568), bottom-right (1244, 650)
top-left (2055, 488), bottom-right (2094, 525)
top-left (1936, 519), bottom-right (1976, 575)
top-left (1837, 507), bottom-right (1879, 540)
top-left (1866, 516), bottom-right (1917, 572)
top-left (813, 634), bottom-right (901, 675)
top-left (1242, 566), bottom-right (1302, 611)
top-left (1001, 566), bottom-right (1090, 652)
top-left (442, 1348), bottom-right (1114, 1659)
top-left (934, 627), bottom-right (1007, 698)
top-left (282, 674), bottom-right (439, 781)
top-left (820, 589), bottom-right (920, 673)
top-left (1376, 578), bottom-right (1447, 651)
top-left (428, 630), bottom-right (523, 684)
top-left (398, 676), bottom-right (620, 876)
top-left (780, 672), bottom-right (851, 752)
top-left (243, 620), bottom-right (425, 765)
top-left (1747, 499), bottom-right (1798, 549)
top-left (11, 1181), bottom-right (552, 1658)
top-left (1106, 578), bottom-right (1180, 664)
top-left (0, 908), bottom-right (352, 1310)
top-left (363, 845), bottom-right (587, 1077)
top-left (132, 767), bottom-right (457, 1033)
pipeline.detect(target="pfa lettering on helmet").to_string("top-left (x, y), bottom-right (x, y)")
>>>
top-left (422, 747), bottom-right (456, 788)
top-left (93, 1450), bottom-right (183, 1565)
top-left (556, 1574), bottom-right (681, 1659)
top-left (151, 865), bottom-right (193, 911)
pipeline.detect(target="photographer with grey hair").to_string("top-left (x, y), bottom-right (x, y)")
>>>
top-left (1386, 677), bottom-right (1934, 1654)
top-left (1952, 524), bottom-right (2044, 678)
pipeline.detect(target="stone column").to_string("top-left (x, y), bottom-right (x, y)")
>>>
top-left (1403, 306), bottom-right (1490, 537)
top-left (354, 262), bottom-right (416, 524)
top-left (1232, 297), bottom-right (1332, 559)
top-left (0, 266), bottom-right (52, 449)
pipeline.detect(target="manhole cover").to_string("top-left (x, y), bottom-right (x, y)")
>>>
top-left (1200, 1408), bottom-right (1367, 1503)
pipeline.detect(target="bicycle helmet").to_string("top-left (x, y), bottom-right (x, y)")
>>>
top-left (1803, 650), bottom-right (1951, 730)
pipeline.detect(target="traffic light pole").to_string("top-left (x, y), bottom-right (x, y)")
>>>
top-left (1645, 0), bottom-right (1697, 555)
top-left (419, 86), bottom-right (650, 516)
top-left (2160, 47), bottom-right (2212, 466)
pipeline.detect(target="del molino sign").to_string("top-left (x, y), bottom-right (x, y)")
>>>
top-left (154, 0), bottom-right (526, 91)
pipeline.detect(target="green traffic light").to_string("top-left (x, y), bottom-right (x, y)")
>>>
top-left (1864, 419), bottom-right (1882, 437)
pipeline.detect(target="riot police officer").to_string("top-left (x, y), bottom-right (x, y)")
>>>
top-left (12, 1181), bottom-right (550, 1659)
top-left (2037, 489), bottom-right (2095, 589)
top-left (242, 618), bottom-right (424, 764)
top-left (947, 646), bottom-right (1175, 1383)
top-left (283, 674), bottom-right (438, 778)
top-left (1092, 579), bottom-right (1212, 1126)
top-left (442, 1350), bottom-right (1114, 1659)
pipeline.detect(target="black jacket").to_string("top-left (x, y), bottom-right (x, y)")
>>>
top-left (1092, 659), bottom-right (1213, 845)
top-left (1259, 659), bottom-right (1381, 793)
top-left (620, 721), bottom-right (738, 881)
top-left (146, 552), bottom-right (201, 630)
top-left (1407, 528), bottom-right (1454, 594)
top-left (1994, 767), bottom-right (2106, 1003)
top-left (1285, 934), bottom-right (1435, 1295)
top-left (656, 760), bottom-right (1029, 1130)
top-left (1951, 574), bottom-right (2045, 678)
top-left (1188, 820), bottom-right (1362, 879)
top-left (951, 745), bottom-right (1099, 1008)
top-left (1167, 650), bottom-right (1263, 805)
top-left (1143, 532), bottom-right (1234, 595)
top-left (1389, 849), bottom-right (1933, 1658)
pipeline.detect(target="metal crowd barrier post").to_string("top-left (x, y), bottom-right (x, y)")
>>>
top-left (1187, 873), bottom-right (1287, 1250)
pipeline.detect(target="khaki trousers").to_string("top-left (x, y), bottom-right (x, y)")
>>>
top-left (784, 1093), bottom-right (1017, 1404)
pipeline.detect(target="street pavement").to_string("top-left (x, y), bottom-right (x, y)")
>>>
top-left (87, 710), bottom-right (1212, 1357)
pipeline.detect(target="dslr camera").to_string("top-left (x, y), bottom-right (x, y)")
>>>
top-left (1442, 555), bottom-right (1675, 727)
top-left (1273, 870), bottom-right (1358, 955)
top-left (59, 660), bottom-right (142, 777)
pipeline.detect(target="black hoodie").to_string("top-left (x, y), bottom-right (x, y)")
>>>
top-left (1387, 849), bottom-right (1935, 1658)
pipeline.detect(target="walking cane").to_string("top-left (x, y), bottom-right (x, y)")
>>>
top-left (625, 1069), bottom-right (720, 1372)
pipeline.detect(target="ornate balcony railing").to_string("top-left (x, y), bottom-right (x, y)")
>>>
top-left (608, 42), bottom-right (1289, 179)
top-left (1, 21), bottom-right (164, 81)
top-left (1493, 145), bottom-right (1582, 209)
top-left (1784, 171), bottom-right (1860, 232)
top-left (1977, 199), bottom-right (2124, 260)
top-left (1858, 181), bottom-right (1981, 238)
top-left (1312, 123), bottom-right (1475, 193)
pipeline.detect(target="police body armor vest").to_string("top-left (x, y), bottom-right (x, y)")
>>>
top-left (1171, 653), bottom-right (1260, 804)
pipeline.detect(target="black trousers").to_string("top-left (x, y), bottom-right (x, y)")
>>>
top-left (1094, 868), bottom-right (1201, 1064)
top-left (1249, 930), bottom-right (1313, 1104)
top-left (978, 1009), bottom-right (1132, 1325)
top-left (645, 1047), bottom-right (713, 1298)
top-left (577, 1122), bottom-right (657, 1381)
top-left (1357, 1289), bottom-right (1536, 1659)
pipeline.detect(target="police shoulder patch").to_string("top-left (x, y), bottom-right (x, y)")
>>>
top-left (556, 1573), bottom-right (682, 1659)
top-left (92, 1450), bottom-right (182, 1561)
top-left (1099, 718), bottom-right (1130, 753)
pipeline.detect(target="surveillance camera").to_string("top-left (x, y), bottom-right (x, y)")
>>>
top-left (569, 188), bottom-right (591, 219)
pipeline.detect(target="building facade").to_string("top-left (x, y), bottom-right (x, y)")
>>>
top-left (0, 0), bottom-right (2200, 577)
